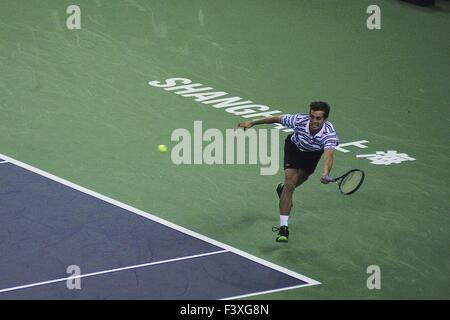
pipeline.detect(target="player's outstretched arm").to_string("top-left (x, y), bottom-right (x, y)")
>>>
top-left (238, 115), bottom-right (282, 129)
top-left (320, 149), bottom-right (334, 184)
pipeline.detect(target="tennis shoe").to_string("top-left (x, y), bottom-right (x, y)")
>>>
top-left (272, 226), bottom-right (289, 243)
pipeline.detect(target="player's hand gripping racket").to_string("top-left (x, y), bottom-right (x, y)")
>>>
top-left (323, 169), bottom-right (365, 195)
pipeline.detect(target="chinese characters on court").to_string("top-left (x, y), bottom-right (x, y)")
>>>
top-left (336, 141), bottom-right (415, 165)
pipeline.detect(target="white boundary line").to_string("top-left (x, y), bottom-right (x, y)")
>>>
top-left (221, 283), bottom-right (320, 300)
top-left (0, 250), bottom-right (228, 294)
top-left (0, 152), bottom-right (321, 298)
top-left (0, 160), bottom-right (8, 164)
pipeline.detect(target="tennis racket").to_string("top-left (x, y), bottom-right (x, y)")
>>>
top-left (325, 169), bottom-right (365, 195)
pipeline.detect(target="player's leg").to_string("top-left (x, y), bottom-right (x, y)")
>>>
top-left (276, 168), bottom-right (310, 204)
top-left (276, 133), bottom-right (297, 204)
top-left (275, 168), bottom-right (298, 242)
top-left (279, 168), bottom-right (299, 215)
top-left (295, 168), bottom-right (311, 187)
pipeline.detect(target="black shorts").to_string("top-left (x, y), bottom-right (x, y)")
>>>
top-left (284, 134), bottom-right (324, 174)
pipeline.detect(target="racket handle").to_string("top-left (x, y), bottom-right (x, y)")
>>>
top-left (324, 176), bottom-right (334, 183)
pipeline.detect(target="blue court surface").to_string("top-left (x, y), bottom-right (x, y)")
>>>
top-left (0, 154), bottom-right (319, 299)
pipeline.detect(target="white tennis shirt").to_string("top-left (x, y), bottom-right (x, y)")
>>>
top-left (280, 113), bottom-right (339, 152)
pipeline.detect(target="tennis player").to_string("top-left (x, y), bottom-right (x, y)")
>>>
top-left (238, 101), bottom-right (339, 242)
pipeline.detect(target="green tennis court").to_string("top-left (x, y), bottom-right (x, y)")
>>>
top-left (0, 0), bottom-right (449, 299)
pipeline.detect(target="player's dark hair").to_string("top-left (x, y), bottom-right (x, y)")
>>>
top-left (310, 101), bottom-right (330, 119)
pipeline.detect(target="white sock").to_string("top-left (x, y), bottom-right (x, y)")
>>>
top-left (280, 215), bottom-right (289, 227)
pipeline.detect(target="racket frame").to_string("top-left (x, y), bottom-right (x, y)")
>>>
top-left (332, 169), bottom-right (365, 195)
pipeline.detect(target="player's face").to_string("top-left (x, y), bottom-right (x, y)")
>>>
top-left (309, 110), bottom-right (326, 132)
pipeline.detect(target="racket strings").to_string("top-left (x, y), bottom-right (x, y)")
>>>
top-left (340, 171), bottom-right (364, 194)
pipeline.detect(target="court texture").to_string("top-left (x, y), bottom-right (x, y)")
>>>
top-left (0, 0), bottom-right (449, 299)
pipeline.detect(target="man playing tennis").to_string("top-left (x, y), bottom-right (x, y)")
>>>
top-left (238, 101), bottom-right (339, 243)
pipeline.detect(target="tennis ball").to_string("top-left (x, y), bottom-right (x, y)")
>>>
top-left (158, 144), bottom-right (168, 153)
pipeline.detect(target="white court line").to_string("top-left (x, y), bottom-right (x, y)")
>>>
top-left (0, 250), bottom-right (228, 294)
top-left (0, 160), bottom-right (8, 164)
top-left (221, 283), bottom-right (320, 300)
top-left (0, 152), bottom-right (321, 298)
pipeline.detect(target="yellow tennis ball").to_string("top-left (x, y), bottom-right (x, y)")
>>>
top-left (158, 144), bottom-right (168, 153)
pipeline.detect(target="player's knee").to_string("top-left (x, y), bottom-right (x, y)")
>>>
top-left (296, 175), bottom-right (309, 186)
top-left (284, 181), bottom-right (296, 192)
